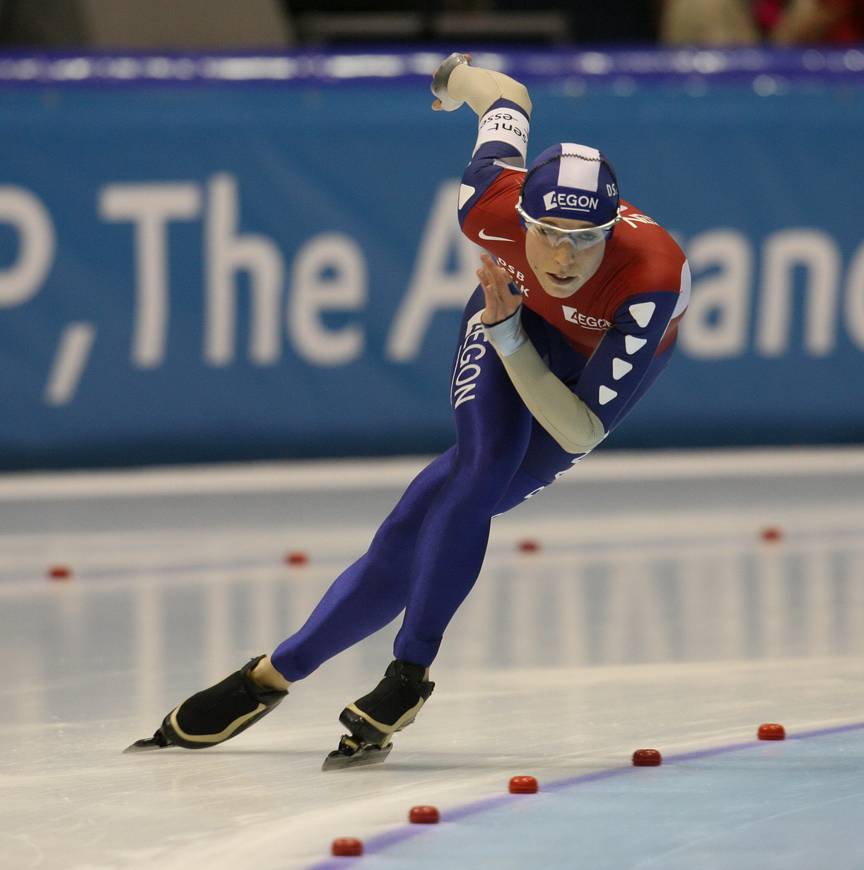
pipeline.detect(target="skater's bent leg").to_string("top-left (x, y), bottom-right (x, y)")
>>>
top-left (394, 291), bottom-right (539, 666)
top-left (325, 295), bottom-right (545, 762)
top-left (271, 450), bottom-right (455, 682)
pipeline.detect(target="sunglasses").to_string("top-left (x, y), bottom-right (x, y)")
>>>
top-left (515, 200), bottom-right (622, 252)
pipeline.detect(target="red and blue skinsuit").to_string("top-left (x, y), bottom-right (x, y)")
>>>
top-left (271, 106), bottom-right (690, 678)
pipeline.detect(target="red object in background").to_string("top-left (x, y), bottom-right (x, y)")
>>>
top-left (48, 565), bottom-right (72, 580)
top-left (632, 749), bottom-right (663, 766)
top-left (409, 805), bottom-right (440, 824)
top-left (760, 527), bottom-right (783, 542)
top-left (284, 551), bottom-right (309, 566)
top-left (758, 722), bottom-right (786, 740)
top-left (809, 0), bottom-right (864, 43)
top-left (517, 539), bottom-right (540, 553)
top-left (753, 0), bottom-right (785, 32)
top-left (753, 0), bottom-right (864, 43)
top-left (508, 775), bottom-right (539, 793)
top-left (331, 837), bottom-right (363, 856)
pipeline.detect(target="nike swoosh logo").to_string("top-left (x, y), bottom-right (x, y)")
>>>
top-left (478, 228), bottom-right (515, 243)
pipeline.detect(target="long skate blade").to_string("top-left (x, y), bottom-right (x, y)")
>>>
top-left (321, 742), bottom-right (392, 771)
top-left (123, 732), bottom-right (170, 753)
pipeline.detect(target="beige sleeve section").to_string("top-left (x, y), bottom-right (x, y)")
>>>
top-left (496, 340), bottom-right (606, 454)
top-left (447, 64), bottom-right (532, 118)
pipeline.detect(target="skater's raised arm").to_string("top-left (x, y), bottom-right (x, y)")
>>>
top-left (432, 54), bottom-right (531, 174)
top-left (433, 55), bottom-right (534, 233)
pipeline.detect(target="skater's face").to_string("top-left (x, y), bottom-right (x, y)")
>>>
top-left (523, 217), bottom-right (606, 298)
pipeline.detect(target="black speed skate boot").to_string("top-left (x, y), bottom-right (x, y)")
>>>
top-left (124, 655), bottom-right (288, 753)
top-left (322, 660), bottom-right (434, 770)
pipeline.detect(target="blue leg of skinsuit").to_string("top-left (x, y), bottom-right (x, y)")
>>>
top-left (271, 287), bottom-right (673, 680)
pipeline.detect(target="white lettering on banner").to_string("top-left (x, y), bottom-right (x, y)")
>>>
top-left (387, 180), bottom-right (482, 361)
top-left (844, 242), bottom-right (864, 350)
top-left (44, 323), bottom-right (96, 406)
top-left (678, 230), bottom-right (751, 359)
top-left (206, 174), bottom-right (283, 366)
top-left (99, 183), bottom-right (201, 368)
top-left (99, 176), bottom-right (369, 373)
top-left (9, 170), bottom-right (864, 416)
top-left (0, 186), bottom-right (55, 307)
top-left (677, 228), bottom-right (862, 359)
top-left (289, 232), bottom-right (366, 366)
top-left (756, 229), bottom-right (840, 357)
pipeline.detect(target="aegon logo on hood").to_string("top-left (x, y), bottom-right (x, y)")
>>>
top-left (542, 191), bottom-right (600, 212)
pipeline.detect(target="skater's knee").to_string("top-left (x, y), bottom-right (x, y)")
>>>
top-left (443, 453), bottom-right (515, 509)
top-left (369, 510), bottom-right (416, 557)
top-left (457, 429), bottom-right (523, 475)
top-left (360, 538), bottom-right (413, 600)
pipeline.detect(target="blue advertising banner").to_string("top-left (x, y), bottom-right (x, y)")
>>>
top-left (0, 49), bottom-right (862, 469)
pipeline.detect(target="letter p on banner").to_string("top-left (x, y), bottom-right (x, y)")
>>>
top-left (0, 186), bottom-right (55, 308)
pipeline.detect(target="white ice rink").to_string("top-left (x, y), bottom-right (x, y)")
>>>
top-left (2, 448), bottom-right (864, 869)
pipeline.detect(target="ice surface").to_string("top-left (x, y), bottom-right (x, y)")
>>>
top-left (2, 449), bottom-right (863, 869)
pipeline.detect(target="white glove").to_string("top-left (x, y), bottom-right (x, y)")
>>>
top-left (430, 52), bottom-right (471, 111)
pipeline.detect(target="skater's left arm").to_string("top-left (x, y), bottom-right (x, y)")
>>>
top-left (477, 256), bottom-right (605, 454)
top-left (477, 256), bottom-right (682, 453)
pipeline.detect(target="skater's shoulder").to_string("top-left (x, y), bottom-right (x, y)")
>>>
top-left (459, 144), bottom-right (525, 229)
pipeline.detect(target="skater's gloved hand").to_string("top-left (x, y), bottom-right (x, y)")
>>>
top-left (431, 51), bottom-right (471, 111)
top-left (478, 254), bottom-right (522, 326)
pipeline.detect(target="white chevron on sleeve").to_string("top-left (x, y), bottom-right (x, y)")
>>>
top-left (625, 335), bottom-right (647, 354)
top-left (598, 386), bottom-right (618, 405)
top-left (458, 184), bottom-right (476, 209)
top-left (628, 301), bottom-right (656, 327)
top-left (612, 358), bottom-right (633, 380)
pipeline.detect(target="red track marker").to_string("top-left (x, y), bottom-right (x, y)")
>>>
top-left (517, 539), bottom-right (540, 553)
top-left (632, 749), bottom-right (662, 766)
top-left (409, 805), bottom-right (440, 824)
top-left (48, 565), bottom-right (72, 580)
top-left (331, 837), bottom-right (363, 857)
top-left (757, 722), bottom-right (786, 740)
top-left (284, 551), bottom-right (309, 566)
top-left (509, 775), bottom-right (539, 793)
